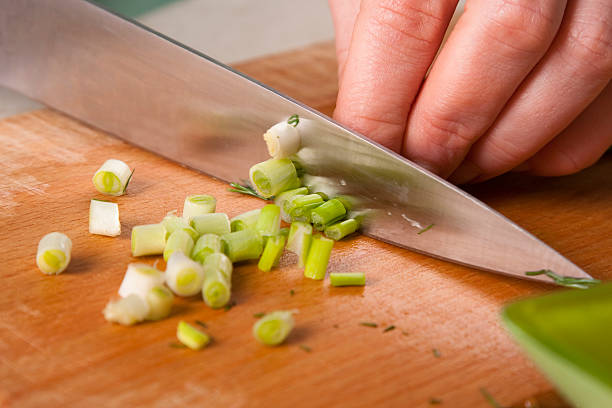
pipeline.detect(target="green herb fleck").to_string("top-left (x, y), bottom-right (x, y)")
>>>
top-left (194, 320), bottom-right (207, 329)
top-left (525, 269), bottom-right (600, 289)
top-left (290, 289), bottom-right (295, 296)
top-left (224, 300), bottom-right (237, 311)
top-left (429, 398), bottom-right (442, 405)
top-left (417, 223), bottom-right (435, 235)
top-left (360, 322), bottom-right (378, 328)
top-left (228, 181), bottom-right (271, 200)
top-left (91, 198), bottom-right (111, 202)
top-left (433, 348), bottom-right (441, 358)
top-left (253, 312), bottom-right (265, 318)
top-left (480, 388), bottom-right (504, 408)
top-left (123, 168), bottom-right (135, 193)
top-left (287, 114), bottom-right (300, 127)
top-left (169, 342), bottom-right (187, 349)
top-left (299, 344), bottom-right (312, 352)
top-left (383, 325), bottom-right (396, 333)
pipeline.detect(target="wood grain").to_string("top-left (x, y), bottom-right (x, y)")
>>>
top-left (1, 41), bottom-right (610, 408)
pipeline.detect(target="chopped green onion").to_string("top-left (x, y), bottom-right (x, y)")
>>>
top-left (429, 397), bottom-right (442, 405)
top-left (383, 325), bottom-right (395, 333)
top-left (287, 114), bottom-right (300, 127)
top-left (182, 194), bottom-right (216, 222)
top-left (92, 159), bottom-right (132, 196)
top-left (118, 263), bottom-right (165, 300)
top-left (221, 229), bottom-right (264, 262)
top-left (165, 251), bottom-right (205, 296)
top-left (525, 269), bottom-right (601, 289)
top-left (310, 198), bottom-right (346, 230)
top-left (202, 268), bottom-right (231, 309)
top-left (161, 213), bottom-right (199, 241)
top-left (203, 252), bottom-right (233, 281)
top-left (303, 235), bottom-right (334, 280)
top-left (324, 218), bottom-right (360, 240)
top-left (145, 286), bottom-right (174, 321)
top-left (253, 310), bottom-right (295, 346)
top-left (177, 321), bottom-right (211, 350)
top-left (299, 344), bottom-right (312, 352)
top-left (274, 187), bottom-right (309, 222)
top-left (287, 194), bottom-right (324, 222)
top-left (253, 312), bottom-right (266, 318)
top-left (263, 121), bottom-right (301, 158)
top-left (228, 181), bottom-right (270, 200)
top-left (36, 232), bottom-right (72, 275)
top-left (360, 322), bottom-right (378, 328)
top-left (258, 234), bottom-right (287, 272)
top-left (191, 233), bottom-right (222, 264)
top-left (131, 223), bottom-right (166, 256)
top-left (89, 199), bottom-right (121, 236)
top-left (287, 222), bottom-right (313, 268)
top-left (190, 213), bottom-right (230, 236)
top-left (163, 229), bottom-right (194, 262)
top-left (230, 208), bottom-right (261, 232)
top-left (480, 388), bottom-right (504, 408)
top-left (290, 289), bottom-right (295, 296)
top-left (249, 158), bottom-right (300, 198)
top-left (329, 272), bottom-right (365, 287)
top-left (195, 320), bottom-right (207, 328)
top-left (255, 204), bottom-right (281, 238)
top-left (417, 223), bottom-right (435, 235)
top-left (433, 348), bottom-right (441, 358)
top-left (103, 294), bottom-right (148, 326)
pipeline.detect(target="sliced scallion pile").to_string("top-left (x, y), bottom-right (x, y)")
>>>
top-left (92, 159), bottom-right (133, 196)
top-left (89, 199), bottom-right (121, 237)
top-left (36, 232), bottom-right (72, 275)
top-left (177, 321), bottom-right (211, 350)
top-left (252, 310), bottom-right (295, 346)
top-left (182, 194), bottom-right (216, 222)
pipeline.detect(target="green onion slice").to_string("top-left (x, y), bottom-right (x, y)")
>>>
top-left (92, 159), bottom-right (132, 196)
top-left (131, 223), bottom-right (166, 256)
top-left (287, 222), bottom-right (313, 268)
top-left (252, 310), bottom-right (296, 346)
top-left (258, 234), bottom-right (287, 272)
top-left (202, 268), bottom-right (231, 309)
top-left (221, 229), bottom-right (264, 262)
top-left (145, 286), bottom-right (174, 321)
top-left (274, 187), bottom-right (309, 223)
top-left (177, 321), bottom-right (211, 350)
top-left (161, 213), bottom-right (199, 241)
top-left (89, 199), bottom-right (121, 237)
top-left (163, 229), bottom-right (195, 262)
top-left (118, 263), bottom-right (165, 302)
top-left (190, 213), bottom-right (230, 236)
top-left (103, 294), bottom-right (148, 326)
top-left (324, 218), bottom-right (360, 241)
top-left (182, 194), bottom-right (216, 222)
top-left (255, 204), bottom-right (281, 238)
top-left (249, 158), bottom-right (300, 198)
top-left (191, 233), bottom-right (222, 264)
top-left (310, 198), bottom-right (346, 230)
top-left (230, 208), bottom-right (261, 232)
top-left (36, 232), bottom-right (72, 275)
top-left (263, 121), bottom-right (301, 158)
top-left (165, 251), bottom-right (205, 296)
top-left (304, 235), bottom-right (334, 280)
top-left (329, 272), bottom-right (365, 287)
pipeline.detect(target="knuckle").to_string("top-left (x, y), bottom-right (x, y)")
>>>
top-left (368, 0), bottom-right (447, 51)
top-left (565, 17), bottom-right (612, 79)
top-left (485, 0), bottom-right (558, 55)
top-left (420, 110), bottom-right (476, 154)
top-left (547, 149), bottom-right (586, 175)
top-left (486, 137), bottom-right (527, 166)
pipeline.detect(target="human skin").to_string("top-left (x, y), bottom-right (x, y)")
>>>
top-left (329, 0), bottom-right (612, 183)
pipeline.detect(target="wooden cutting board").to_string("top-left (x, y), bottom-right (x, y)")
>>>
top-left (1, 42), bottom-right (610, 408)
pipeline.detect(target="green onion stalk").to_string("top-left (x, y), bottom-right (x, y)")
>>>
top-left (249, 158), bottom-right (301, 198)
top-left (191, 233), bottom-right (222, 264)
top-left (230, 208), bottom-right (261, 232)
top-left (287, 222), bottom-right (313, 268)
top-left (310, 198), bottom-right (346, 231)
top-left (221, 229), bottom-right (264, 262)
top-left (304, 235), bottom-right (334, 280)
top-left (258, 234), bottom-right (287, 272)
top-left (324, 218), bottom-right (360, 241)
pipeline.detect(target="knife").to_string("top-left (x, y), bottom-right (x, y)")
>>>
top-left (0, 0), bottom-right (593, 283)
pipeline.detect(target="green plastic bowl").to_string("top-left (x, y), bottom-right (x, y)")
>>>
top-left (502, 282), bottom-right (612, 408)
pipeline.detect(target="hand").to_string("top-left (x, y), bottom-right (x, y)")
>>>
top-left (329, 0), bottom-right (612, 183)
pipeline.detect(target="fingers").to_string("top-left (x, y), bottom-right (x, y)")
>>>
top-left (334, 0), bottom-right (458, 152)
top-left (524, 81), bottom-right (612, 176)
top-left (450, 0), bottom-right (612, 183)
top-left (328, 0), bottom-right (361, 80)
top-left (404, 0), bottom-right (566, 176)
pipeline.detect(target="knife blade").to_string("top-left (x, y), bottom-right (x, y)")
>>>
top-left (0, 0), bottom-right (592, 283)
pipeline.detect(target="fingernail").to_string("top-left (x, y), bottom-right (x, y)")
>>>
top-left (511, 162), bottom-right (530, 172)
top-left (449, 162), bottom-right (480, 185)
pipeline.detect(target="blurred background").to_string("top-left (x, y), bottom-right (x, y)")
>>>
top-left (0, 0), bottom-right (335, 118)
